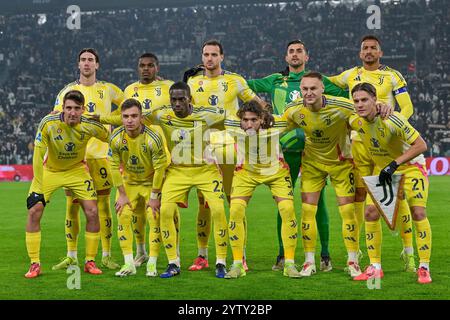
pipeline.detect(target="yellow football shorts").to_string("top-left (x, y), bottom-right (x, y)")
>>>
top-left (352, 140), bottom-right (375, 189)
top-left (162, 165), bottom-right (225, 207)
top-left (86, 158), bottom-right (114, 192)
top-left (231, 166), bottom-right (294, 200)
top-left (114, 183), bottom-right (152, 215)
top-left (42, 165), bottom-right (97, 202)
top-left (301, 158), bottom-right (355, 197)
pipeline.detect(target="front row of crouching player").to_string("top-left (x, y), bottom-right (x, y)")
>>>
top-left (25, 76), bottom-right (432, 284)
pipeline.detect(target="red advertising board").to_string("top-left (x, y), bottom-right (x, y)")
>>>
top-left (0, 165), bottom-right (34, 181)
top-left (426, 157), bottom-right (450, 176)
top-left (0, 158), bottom-right (449, 182)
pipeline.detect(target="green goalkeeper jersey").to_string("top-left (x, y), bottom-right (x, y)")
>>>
top-left (247, 69), bottom-right (349, 152)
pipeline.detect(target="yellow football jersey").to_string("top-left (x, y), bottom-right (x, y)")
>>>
top-left (211, 117), bottom-right (287, 175)
top-left (123, 80), bottom-right (174, 111)
top-left (188, 71), bottom-right (256, 117)
top-left (283, 95), bottom-right (354, 165)
top-left (54, 80), bottom-right (124, 159)
top-left (109, 125), bottom-right (168, 186)
top-left (328, 65), bottom-right (413, 118)
top-left (349, 112), bottom-right (425, 169)
top-left (33, 113), bottom-right (109, 187)
top-left (143, 105), bottom-right (226, 166)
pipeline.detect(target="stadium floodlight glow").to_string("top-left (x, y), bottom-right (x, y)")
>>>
top-left (37, 14), bottom-right (47, 25)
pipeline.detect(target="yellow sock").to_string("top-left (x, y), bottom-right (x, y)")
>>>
top-left (196, 202), bottom-right (211, 254)
top-left (97, 194), bottom-right (112, 254)
top-left (229, 199), bottom-right (247, 261)
top-left (65, 196), bottom-right (80, 252)
top-left (209, 200), bottom-right (228, 260)
top-left (354, 201), bottom-right (365, 236)
top-left (148, 207), bottom-right (161, 259)
top-left (174, 208), bottom-right (181, 257)
top-left (132, 200), bottom-right (146, 250)
top-left (365, 220), bottom-right (382, 264)
top-left (85, 231), bottom-right (100, 261)
top-left (26, 231), bottom-right (41, 264)
top-left (338, 203), bottom-right (359, 253)
top-left (301, 203), bottom-right (318, 253)
top-left (118, 210), bottom-right (133, 256)
top-left (397, 199), bottom-right (413, 249)
top-left (277, 200), bottom-right (297, 261)
top-left (160, 202), bottom-right (179, 261)
top-left (413, 218), bottom-right (432, 263)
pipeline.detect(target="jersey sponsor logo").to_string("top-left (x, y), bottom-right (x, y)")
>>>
top-left (208, 95), bottom-right (219, 106)
top-left (143, 98), bottom-right (152, 110)
top-left (64, 142), bottom-right (76, 151)
top-left (370, 138), bottom-right (380, 148)
top-left (312, 130), bottom-right (324, 138)
top-left (120, 145), bottom-right (128, 152)
top-left (289, 90), bottom-right (301, 101)
top-left (97, 90), bottom-right (104, 99)
top-left (54, 135), bottom-right (63, 141)
top-left (86, 102), bottom-right (96, 113)
top-left (156, 87), bottom-right (161, 96)
top-left (130, 155), bottom-right (139, 165)
top-left (132, 92), bottom-right (139, 98)
top-left (354, 75), bottom-right (361, 82)
top-left (196, 87), bottom-right (204, 92)
top-left (221, 82), bottom-right (228, 92)
top-left (35, 132), bottom-right (42, 142)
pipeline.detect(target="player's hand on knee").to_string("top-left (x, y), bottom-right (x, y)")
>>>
top-left (379, 160), bottom-right (399, 185)
top-left (115, 194), bottom-right (132, 215)
top-left (375, 102), bottom-right (393, 119)
top-left (147, 199), bottom-right (161, 218)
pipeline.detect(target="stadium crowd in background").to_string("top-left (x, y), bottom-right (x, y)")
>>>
top-left (0, 0), bottom-right (448, 163)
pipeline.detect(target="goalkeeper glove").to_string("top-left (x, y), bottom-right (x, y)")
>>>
top-left (379, 160), bottom-right (399, 186)
top-left (182, 64), bottom-right (204, 83)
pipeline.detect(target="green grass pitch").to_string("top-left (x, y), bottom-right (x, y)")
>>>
top-left (0, 176), bottom-right (449, 300)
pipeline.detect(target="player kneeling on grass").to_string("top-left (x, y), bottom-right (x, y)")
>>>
top-left (349, 83), bottom-right (432, 284)
top-left (218, 101), bottom-right (302, 279)
top-left (109, 99), bottom-right (178, 277)
top-left (25, 90), bottom-right (108, 278)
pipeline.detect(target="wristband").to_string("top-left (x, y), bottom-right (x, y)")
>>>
top-left (150, 192), bottom-right (161, 200)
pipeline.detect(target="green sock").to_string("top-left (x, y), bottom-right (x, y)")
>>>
top-left (316, 187), bottom-right (330, 257)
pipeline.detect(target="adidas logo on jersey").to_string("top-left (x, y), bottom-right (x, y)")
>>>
top-left (120, 146), bottom-right (129, 151)
top-left (119, 236), bottom-right (127, 241)
top-left (354, 75), bottom-right (361, 81)
top-left (419, 244), bottom-right (429, 251)
top-left (302, 235), bottom-right (311, 240)
top-left (54, 135), bottom-right (63, 141)
top-left (196, 87), bottom-right (204, 92)
top-left (348, 187), bottom-right (355, 193)
top-left (132, 92), bottom-right (139, 97)
top-left (414, 193), bottom-right (424, 199)
top-left (299, 121), bottom-right (307, 126)
top-left (103, 181), bottom-right (110, 187)
top-left (358, 128), bottom-right (365, 134)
